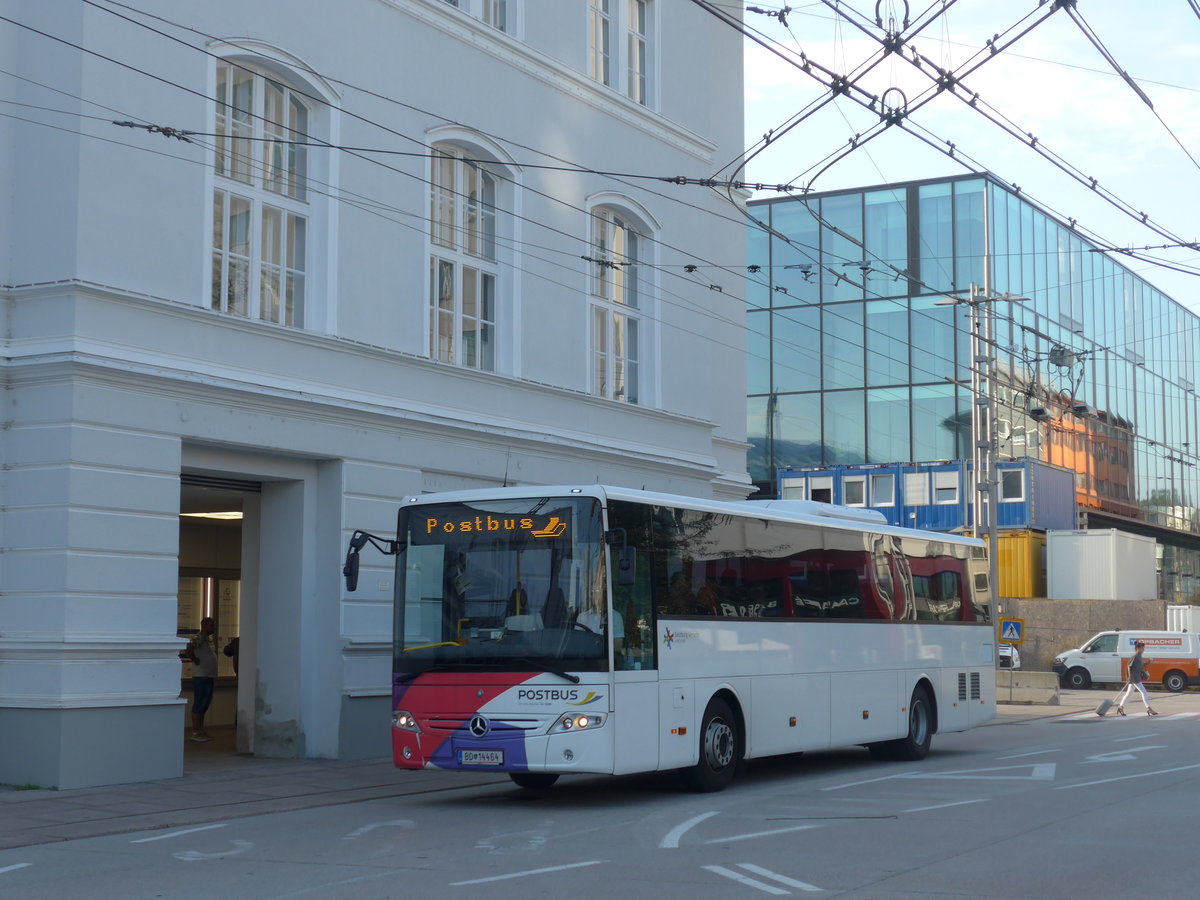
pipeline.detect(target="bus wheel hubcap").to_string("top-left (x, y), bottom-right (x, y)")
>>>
top-left (705, 719), bottom-right (734, 769)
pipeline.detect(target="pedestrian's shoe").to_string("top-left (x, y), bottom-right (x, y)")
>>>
top-left (1116, 706), bottom-right (1126, 716)
top-left (1148, 709), bottom-right (1160, 716)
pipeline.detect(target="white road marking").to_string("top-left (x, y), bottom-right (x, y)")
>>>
top-left (1085, 745), bottom-right (1165, 763)
top-left (904, 798), bottom-right (987, 813)
top-left (704, 865), bottom-right (790, 895)
top-left (822, 770), bottom-right (919, 791)
top-left (1113, 734), bottom-right (1157, 742)
top-left (131, 823), bottom-right (226, 843)
top-left (905, 763), bottom-right (1057, 781)
top-left (996, 748), bottom-right (1061, 760)
top-left (449, 860), bottom-right (605, 885)
top-left (660, 810), bottom-right (720, 848)
top-left (825, 763), bottom-right (1055, 791)
top-left (1056, 762), bottom-right (1200, 790)
top-left (737, 863), bottom-right (824, 892)
top-left (704, 824), bottom-right (818, 844)
top-left (172, 839), bottom-right (254, 861)
top-left (0, 864), bottom-right (32, 875)
top-left (342, 819), bottom-right (415, 841)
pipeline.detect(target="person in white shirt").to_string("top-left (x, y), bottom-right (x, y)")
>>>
top-left (183, 617), bottom-right (218, 742)
top-left (577, 596), bottom-right (624, 653)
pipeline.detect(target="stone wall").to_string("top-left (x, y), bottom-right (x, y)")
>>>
top-left (997, 598), bottom-right (1167, 672)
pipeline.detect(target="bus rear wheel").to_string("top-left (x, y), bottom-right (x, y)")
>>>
top-left (509, 772), bottom-right (559, 790)
top-left (684, 697), bottom-right (740, 793)
top-left (869, 686), bottom-right (933, 761)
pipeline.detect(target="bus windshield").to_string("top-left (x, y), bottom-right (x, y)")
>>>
top-left (394, 496), bottom-right (607, 674)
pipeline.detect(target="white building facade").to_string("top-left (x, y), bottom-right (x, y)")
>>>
top-left (0, 0), bottom-right (749, 788)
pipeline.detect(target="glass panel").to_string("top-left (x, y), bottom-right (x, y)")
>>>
top-left (464, 162), bottom-right (480, 257)
top-left (953, 180), bottom-right (985, 290)
top-left (289, 95), bottom-right (308, 201)
top-left (823, 390), bottom-right (865, 464)
top-left (431, 150), bottom-right (456, 248)
top-left (481, 171), bottom-right (496, 261)
top-left (768, 201), bottom-right (820, 305)
top-left (264, 80), bottom-right (286, 195)
top-left (865, 298), bottom-right (908, 386)
top-left (775, 393), bottom-right (822, 468)
top-left (867, 387), bottom-right (910, 464)
top-left (871, 473), bottom-right (896, 505)
top-left (260, 205), bottom-right (282, 322)
top-left (462, 266), bottom-right (478, 368)
top-left (820, 193), bottom-right (863, 302)
top-left (917, 182), bottom-right (952, 293)
top-left (747, 309), bottom-right (770, 395)
top-left (746, 222), bottom-right (771, 310)
top-left (912, 384), bottom-right (961, 460)
top-left (772, 306), bottom-right (820, 392)
top-left (864, 188), bottom-right (907, 296)
top-left (593, 306), bottom-right (608, 397)
top-left (480, 273), bottom-right (495, 371)
top-left (627, 0), bottom-right (648, 104)
top-left (228, 67), bottom-right (254, 184)
top-left (909, 296), bottom-right (956, 383)
top-left (747, 396), bottom-right (771, 484)
top-left (589, 0), bottom-right (611, 85)
top-left (822, 301), bottom-right (864, 390)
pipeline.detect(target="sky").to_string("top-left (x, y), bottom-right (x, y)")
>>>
top-left (738, 0), bottom-right (1200, 311)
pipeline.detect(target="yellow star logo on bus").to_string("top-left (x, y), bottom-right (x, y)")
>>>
top-left (531, 517), bottom-right (567, 538)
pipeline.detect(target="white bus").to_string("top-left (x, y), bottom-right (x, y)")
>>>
top-left (343, 485), bottom-right (996, 792)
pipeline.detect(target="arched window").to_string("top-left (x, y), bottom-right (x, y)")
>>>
top-left (428, 143), bottom-right (502, 371)
top-left (590, 207), bottom-right (646, 404)
top-left (211, 60), bottom-right (311, 328)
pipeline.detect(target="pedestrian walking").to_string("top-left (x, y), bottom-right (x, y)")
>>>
top-left (1116, 640), bottom-right (1159, 717)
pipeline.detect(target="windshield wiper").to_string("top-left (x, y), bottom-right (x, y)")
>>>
top-left (514, 657), bottom-right (580, 684)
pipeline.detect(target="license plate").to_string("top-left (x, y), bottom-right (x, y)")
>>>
top-left (458, 749), bottom-right (503, 766)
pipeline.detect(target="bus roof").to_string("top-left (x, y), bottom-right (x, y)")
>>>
top-left (400, 485), bottom-right (985, 548)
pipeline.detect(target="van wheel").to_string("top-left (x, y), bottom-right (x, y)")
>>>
top-left (683, 697), bottom-right (740, 792)
top-left (869, 687), bottom-right (933, 761)
top-left (1064, 667), bottom-right (1092, 690)
top-left (1163, 670), bottom-right (1189, 693)
top-left (509, 773), bottom-right (559, 790)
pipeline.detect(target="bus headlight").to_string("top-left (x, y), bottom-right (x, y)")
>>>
top-left (392, 710), bottom-right (420, 733)
top-left (552, 713), bottom-right (606, 733)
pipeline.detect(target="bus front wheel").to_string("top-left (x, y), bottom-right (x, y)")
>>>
top-left (509, 772), bottom-right (559, 790)
top-left (869, 686), bottom-right (933, 761)
top-left (684, 697), bottom-right (741, 793)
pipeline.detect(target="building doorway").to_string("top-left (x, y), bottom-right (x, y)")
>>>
top-left (179, 476), bottom-right (258, 757)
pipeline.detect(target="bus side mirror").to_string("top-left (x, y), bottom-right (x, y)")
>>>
top-left (343, 548), bottom-right (360, 592)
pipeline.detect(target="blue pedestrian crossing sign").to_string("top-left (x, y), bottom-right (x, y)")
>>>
top-left (999, 617), bottom-right (1024, 645)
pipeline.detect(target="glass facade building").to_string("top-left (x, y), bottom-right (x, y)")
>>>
top-left (748, 173), bottom-right (1200, 603)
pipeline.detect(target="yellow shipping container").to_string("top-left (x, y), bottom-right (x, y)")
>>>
top-left (995, 530), bottom-right (1047, 598)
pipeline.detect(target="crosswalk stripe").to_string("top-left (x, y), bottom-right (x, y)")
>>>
top-left (704, 865), bottom-right (790, 895)
top-left (737, 863), bottom-right (824, 892)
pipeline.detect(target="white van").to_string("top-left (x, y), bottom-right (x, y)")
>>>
top-left (1053, 630), bottom-right (1200, 692)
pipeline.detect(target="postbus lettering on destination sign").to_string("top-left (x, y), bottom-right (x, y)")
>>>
top-left (419, 513), bottom-right (569, 540)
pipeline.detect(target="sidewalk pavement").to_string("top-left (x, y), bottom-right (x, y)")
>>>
top-left (1, 689), bottom-right (1191, 851)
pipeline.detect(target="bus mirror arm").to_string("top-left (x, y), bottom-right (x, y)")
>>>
top-left (343, 530), bottom-right (398, 592)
